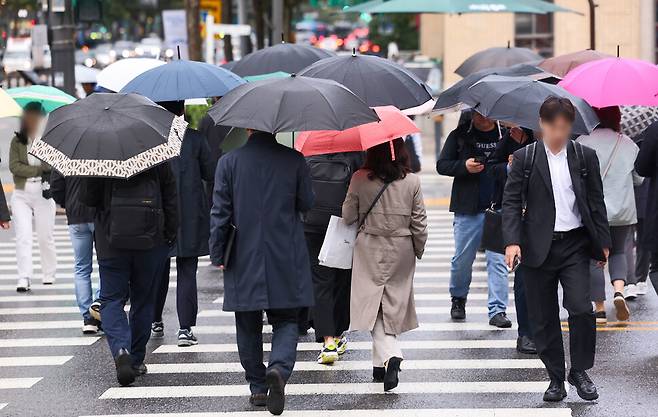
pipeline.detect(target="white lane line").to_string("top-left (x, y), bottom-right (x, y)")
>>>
top-left (0, 378), bottom-right (42, 389)
top-left (99, 381), bottom-right (550, 399)
top-left (0, 261), bottom-right (210, 271)
top-left (196, 307), bottom-right (516, 318)
top-left (0, 404), bottom-right (6, 411)
top-left (192, 322), bottom-right (515, 335)
top-left (0, 356), bottom-right (73, 367)
top-left (413, 282), bottom-right (512, 289)
top-left (415, 271), bottom-right (487, 278)
top-left (0, 271), bottom-right (177, 281)
top-left (80, 409), bottom-right (571, 417)
top-left (0, 337), bottom-right (100, 347)
top-left (0, 294), bottom-right (77, 302)
top-left (212, 293), bottom-right (513, 304)
top-left (153, 339), bottom-right (518, 354)
top-left (0, 320), bottom-right (83, 330)
top-left (0, 306), bottom-right (82, 315)
top-left (0, 282), bottom-right (176, 291)
top-left (147, 359), bottom-right (543, 374)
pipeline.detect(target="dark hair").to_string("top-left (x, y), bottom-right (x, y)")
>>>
top-left (539, 96), bottom-right (576, 123)
top-left (363, 138), bottom-right (411, 183)
top-left (15, 101), bottom-right (45, 144)
top-left (158, 100), bottom-right (185, 117)
top-left (593, 106), bottom-right (621, 132)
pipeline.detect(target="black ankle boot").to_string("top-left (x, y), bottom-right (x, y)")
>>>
top-left (383, 357), bottom-right (403, 391)
top-left (373, 366), bottom-right (385, 382)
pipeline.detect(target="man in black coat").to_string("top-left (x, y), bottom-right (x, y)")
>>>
top-left (0, 174), bottom-right (9, 229)
top-left (635, 121), bottom-right (658, 293)
top-left (209, 130), bottom-right (314, 415)
top-left (152, 101), bottom-right (216, 347)
top-left (503, 97), bottom-right (611, 403)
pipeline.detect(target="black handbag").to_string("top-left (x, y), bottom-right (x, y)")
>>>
top-left (481, 205), bottom-right (504, 254)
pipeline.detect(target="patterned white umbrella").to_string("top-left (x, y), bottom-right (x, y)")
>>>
top-left (620, 106), bottom-right (658, 140)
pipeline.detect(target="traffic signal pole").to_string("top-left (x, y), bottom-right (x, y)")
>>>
top-left (48, 0), bottom-right (76, 95)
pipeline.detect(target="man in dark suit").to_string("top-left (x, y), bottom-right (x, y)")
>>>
top-left (502, 97), bottom-right (611, 402)
top-left (209, 130), bottom-right (315, 415)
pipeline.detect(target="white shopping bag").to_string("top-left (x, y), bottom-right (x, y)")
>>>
top-left (318, 215), bottom-right (358, 269)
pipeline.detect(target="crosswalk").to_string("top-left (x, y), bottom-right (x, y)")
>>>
top-left (0, 209), bottom-right (572, 417)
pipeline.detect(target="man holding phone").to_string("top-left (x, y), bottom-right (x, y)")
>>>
top-left (437, 111), bottom-right (510, 328)
top-left (502, 97), bottom-right (610, 402)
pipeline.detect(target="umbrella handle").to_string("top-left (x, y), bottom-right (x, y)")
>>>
top-left (389, 140), bottom-right (396, 161)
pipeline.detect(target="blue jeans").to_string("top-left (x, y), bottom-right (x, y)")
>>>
top-left (449, 213), bottom-right (509, 318)
top-left (99, 245), bottom-right (169, 366)
top-left (69, 223), bottom-right (99, 321)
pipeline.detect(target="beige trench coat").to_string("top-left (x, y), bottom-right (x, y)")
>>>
top-left (342, 169), bottom-right (428, 335)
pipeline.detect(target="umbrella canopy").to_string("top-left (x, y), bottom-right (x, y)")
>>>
top-left (455, 44), bottom-right (543, 77)
top-left (559, 57), bottom-right (658, 107)
top-left (298, 53), bottom-right (432, 111)
top-left (621, 106), bottom-right (658, 140)
top-left (97, 58), bottom-right (165, 92)
top-left (29, 93), bottom-right (187, 178)
top-left (75, 65), bottom-right (101, 84)
top-left (295, 106), bottom-right (419, 157)
top-left (465, 75), bottom-right (599, 135)
top-left (345, 0), bottom-right (574, 13)
top-left (208, 74), bottom-right (379, 134)
top-left (229, 43), bottom-right (335, 77)
top-left (434, 63), bottom-right (551, 113)
top-left (120, 59), bottom-right (245, 101)
top-left (0, 89), bottom-right (23, 118)
top-left (244, 71), bottom-right (290, 82)
top-left (538, 49), bottom-right (611, 78)
top-left (7, 85), bottom-right (76, 113)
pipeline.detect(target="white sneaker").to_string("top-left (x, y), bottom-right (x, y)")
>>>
top-left (42, 276), bottom-right (55, 285)
top-left (636, 281), bottom-right (648, 295)
top-left (16, 277), bottom-right (30, 292)
top-left (625, 284), bottom-right (638, 300)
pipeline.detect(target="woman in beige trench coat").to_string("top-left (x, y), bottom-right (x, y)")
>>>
top-left (342, 138), bottom-right (428, 392)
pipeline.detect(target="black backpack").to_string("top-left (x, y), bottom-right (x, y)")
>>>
top-left (106, 169), bottom-right (164, 250)
top-left (303, 154), bottom-right (355, 230)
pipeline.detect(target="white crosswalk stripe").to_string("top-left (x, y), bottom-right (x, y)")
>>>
top-left (80, 409), bottom-right (572, 417)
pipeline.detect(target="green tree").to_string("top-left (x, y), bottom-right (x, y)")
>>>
top-left (368, 13), bottom-right (418, 55)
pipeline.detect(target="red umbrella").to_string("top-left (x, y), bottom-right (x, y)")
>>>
top-left (294, 106), bottom-right (419, 157)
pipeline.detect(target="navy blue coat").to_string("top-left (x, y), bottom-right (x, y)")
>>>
top-left (209, 132), bottom-right (315, 311)
top-left (170, 128), bottom-right (215, 258)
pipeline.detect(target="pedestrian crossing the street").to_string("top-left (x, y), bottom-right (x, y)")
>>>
top-left (0, 209), bottom-right (573, 417)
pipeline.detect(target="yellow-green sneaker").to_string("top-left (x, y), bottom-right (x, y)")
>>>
top-left (335, 336), bottom-right (348, 356)
top-left (317, 343), bottom-right (338, 364)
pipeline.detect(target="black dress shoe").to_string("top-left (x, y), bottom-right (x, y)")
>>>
top-left (249, 393), bottom-right (267, 407)
top-left (543, 380), bottom-right (567, 402)
top-left (265, 368), bottom-right (286, 415)
top-left (568, 370), bottom-right (599, 401)
top-left (115, 348), bottom-right (135, 387)
top-left (383, 357), bottom-right (403, 391)
top-left (373, 366), bottom-right (385, 382)
top-left (132, 363), bottom-right (148, 376)
top-left (489, 312), bottom-right (512, 328)
top-left (450, 297), bottom-right (466, 321)
top-left (516, 335), bottom-right (537, 354)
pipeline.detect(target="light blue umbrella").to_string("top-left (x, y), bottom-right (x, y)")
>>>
top-left (345, 0), bottom-right (576, 14)
top-left (120, 60), bottom-right (246, 101)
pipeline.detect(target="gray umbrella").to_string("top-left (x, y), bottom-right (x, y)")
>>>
top-left (229, 43), bottom-right (335, 77)
top-left (434, 63), bottom-right (555, 113)
top-left (208, 74), bottom-right (379, 133)
top-left (463, 75), bottom-right (599, 134)
top-left (455, 44), bottom-right (543, 77)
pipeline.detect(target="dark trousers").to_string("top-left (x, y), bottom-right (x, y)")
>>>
top-left (632, 219), bottom-right (651, 283)
top-left (235, 308), bottom-right (299, 395)
top-left (513, 268), bottom-right (533, 338)
top-left (521, 229), bottom-right (595, 382)
top-left (153, 256), bottom-right (199, 329)
top-left (305, 232), bottom-right (351, 342)
top-left (98, 245), bottom-right (168, 366)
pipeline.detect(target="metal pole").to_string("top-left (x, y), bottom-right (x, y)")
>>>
top-left (48, 0), bottom-right (76, 95)
top-left (272, 0), bottom-right (284, 45)
top-left (587, 0), bottom-right (596, 50)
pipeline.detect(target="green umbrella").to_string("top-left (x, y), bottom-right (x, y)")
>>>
top-left (345, 0), bottom-right (576, 14)
top-left (244, 72), bottom-right (290, 82)
top-left (7, 85), bottom-right (76, 113)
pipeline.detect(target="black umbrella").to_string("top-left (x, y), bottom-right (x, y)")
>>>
top-left (463, 75), bottom-right (599, 134)
top-left (229, 43), bottom-right (335, 77)
top-left (434, 63), bottom-right (554, 113)
top-left (298, 52), bottom-right (432, 111)
top-left (208, 74), bottom-right (379, 133)
top-left (29, 93), bottom-right (187, 178)
top-left (455, 44), bottom-right (543, 77)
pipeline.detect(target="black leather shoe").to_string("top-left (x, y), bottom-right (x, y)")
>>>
top-left (489, 312), bottom-right (512, 328)
top-left (249, 393), bottom-right (267, 407)
top-left (450, 297), bottom-right (466, 321)
top-left (265, 368), bottom-right (286, 415)
top-left (373, 366), bottom-right (385, 382)
top-left (383, 357), bottom-right (403, 391)
top-left (115, 348), bottom-right (135, 387)
top-left (132, 363), bottom-right (147, 376)
top-left (568, 370), bottom-right (599, 401)
top-left (543, 380), bottom-right (567, 402)
top-left (516, 335), bottom-right (537, 354)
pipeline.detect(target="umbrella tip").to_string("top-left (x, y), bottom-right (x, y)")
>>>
top-left (281, 32), bottom-right (285, 43)
top-left (352, 47), bottom-right (356, 57)
top-left (507, 40), bottom-right (511, 48)
top-left (290, 73), bottom-right (296, 78)
top-left (177, 45), bottom-right (181, 60)
top-left (617, 45), bottom-right (620, 58)
top-left (104, 106), bottom-right (110, 110)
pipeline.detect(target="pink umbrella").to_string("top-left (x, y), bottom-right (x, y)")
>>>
top-left (295, 106), bottom-right (419, 157)
top-left (559, 57), bottom-right (658, 107)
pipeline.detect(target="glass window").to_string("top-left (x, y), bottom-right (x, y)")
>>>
top-left (514, 4), bottom-right (554, 58)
